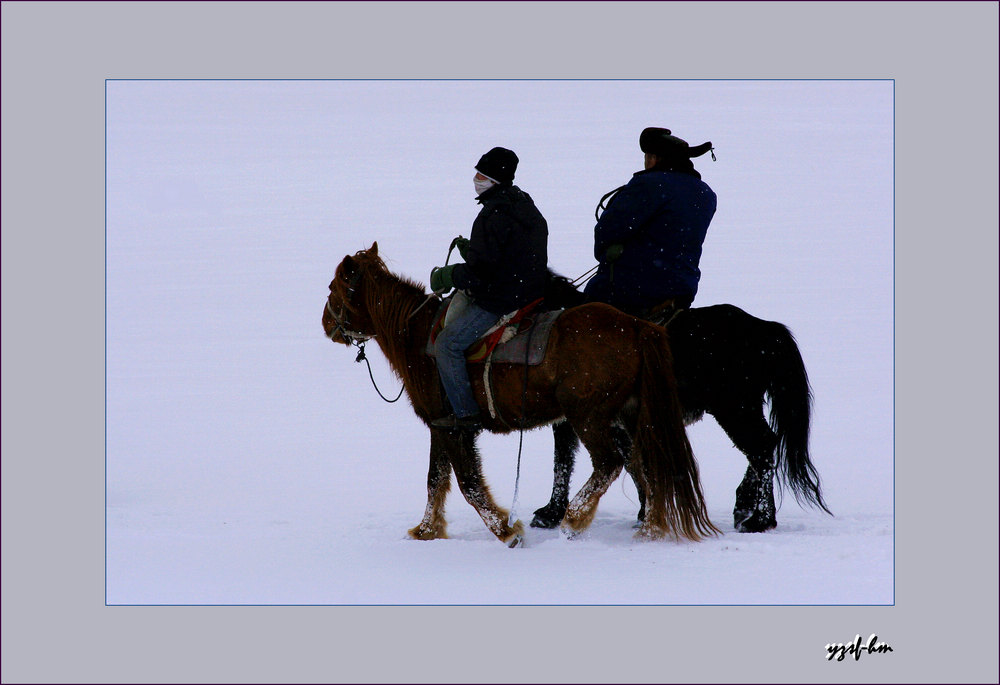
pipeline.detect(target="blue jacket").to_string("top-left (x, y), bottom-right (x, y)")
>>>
top-left (584, 169), bottom-right (716, 315)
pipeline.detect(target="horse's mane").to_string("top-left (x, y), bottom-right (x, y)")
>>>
top-left (345, 250), bottom-right (429, 339)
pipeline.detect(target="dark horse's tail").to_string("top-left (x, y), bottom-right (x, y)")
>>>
top-left (633, 324), bottom-right (721, 540)
top-left (765, 322), bottom-right (832, 515)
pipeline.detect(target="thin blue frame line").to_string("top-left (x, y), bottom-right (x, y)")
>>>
top-left (102, 77), bottom-right (895, 83)
top-left (891, 78), bottom-right (897, 607)
top-left (104, 79), bottom-right (109, 607)
top-left (104, 602), bottom-right (891, 608)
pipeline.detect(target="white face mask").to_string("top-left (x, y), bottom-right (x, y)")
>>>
top-left (474, 173), bottom-right (497, 196)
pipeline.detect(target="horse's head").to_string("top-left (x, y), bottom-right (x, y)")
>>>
top-left (323, 241), bottom-right (383, 345)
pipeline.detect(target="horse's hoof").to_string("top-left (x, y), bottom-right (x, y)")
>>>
top-left (633, 524), bottom-right (667, 541)
top-left (408, 524), bottom-right (447, 540)
top-left (735, 515), bottom-right (777, 533)
top-left (530, 505), bottom-right (565, 529)
top-left (559, 524), bottom-right (583, 540)
top-left (503, 521), bottom-right (525, 547)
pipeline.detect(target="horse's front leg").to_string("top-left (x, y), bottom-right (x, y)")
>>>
top-left (531, 419), bottom-right (577, 529)
top-left (450, 430), bottom-right (524, 547)
top-left (408, 428), bottom-right (453, 540)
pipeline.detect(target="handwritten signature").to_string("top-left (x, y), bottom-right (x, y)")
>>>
top-left (826, 634), bottom-right (893, 661)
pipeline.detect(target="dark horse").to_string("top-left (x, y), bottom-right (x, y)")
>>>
top-left (322, 243), bottom-right (720, 547)
top-left (531, 279), bottom-right (832, 533)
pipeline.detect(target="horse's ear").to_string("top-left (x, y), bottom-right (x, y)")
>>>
top-left (369, 241), bottom-right (379, 256)
top-left (337, 253), bottom-right (357, 281)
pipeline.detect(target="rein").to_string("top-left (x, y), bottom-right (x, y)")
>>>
top-left (571, 264), bottom-right (599, 287)
top-left (346, 241), bottom-right (448, 403)
top-left (353, 342), bottom-right (405, 403)
top-left (353, 294), bottom-right (439, 404)
top-left (327, 268), bottom-right (396, 402)
top-left (327, 266), bottom-right (441, 404)
top-left (595, 183), bottom-right (627, 221)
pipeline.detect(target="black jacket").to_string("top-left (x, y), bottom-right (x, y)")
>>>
top-left (452, 184), bottom-right (549, 315)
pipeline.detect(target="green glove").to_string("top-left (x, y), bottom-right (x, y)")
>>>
top-left (430, 264), bottom-right (456, 294)
top-left (453, 236), bottom-right (471, 260)
top-left (605, 243), bottom-right (625, 262)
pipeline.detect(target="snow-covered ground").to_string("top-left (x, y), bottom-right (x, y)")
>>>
top-left (106, 80), bottom-right (895, 606)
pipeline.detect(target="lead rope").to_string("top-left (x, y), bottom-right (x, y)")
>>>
top-left (507, 319), bottom-right (537, 527)
top-left (354, 341), bottom-right (405, 403)
top-left (508, 429), bottom-right (524, 527)
top-left (437, 236), bottom-right (530, 528)
top-left (355, 290), bottom-right (439, 405)
top-left (356, 240), bottom-right (456, 404)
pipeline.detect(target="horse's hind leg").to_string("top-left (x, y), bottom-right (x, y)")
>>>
top-left (614, 426), bottom-right (646, 526)
top-left (534, 419), bottom-right (636, 531)
top-left (560, 418), bottom-right (625, 537)
top-left (531, 420), bottom-right (578, 529)
top-left (449, 430), bottom-right (525, 547)
top-left (408, 429), bottom-right (454, 540)
top-left (712, 404), bottom-right (778, 532)
top-left (734, 463), bottom-right (776, 532)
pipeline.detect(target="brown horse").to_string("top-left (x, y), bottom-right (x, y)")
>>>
top-left (322, 243), bottom-right (719, 547)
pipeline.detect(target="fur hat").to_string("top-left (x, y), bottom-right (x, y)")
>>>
top-left (475, 147), bottom-right (518, 184)
top-left (639, 127), bottom-right (713, 159)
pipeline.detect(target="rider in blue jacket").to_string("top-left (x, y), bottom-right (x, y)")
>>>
top-left (584, 127), bottom-right (717, 319)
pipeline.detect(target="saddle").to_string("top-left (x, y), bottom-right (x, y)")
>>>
top-left (425, 294), bottom-right (560, 366)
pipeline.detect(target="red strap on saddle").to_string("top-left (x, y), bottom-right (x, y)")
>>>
top-left (430, 297), bottom-right (544, 361)
top-left (475, 297), bottom-right (544, 358)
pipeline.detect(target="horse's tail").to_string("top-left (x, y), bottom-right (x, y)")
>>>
top-left (764, 322), bottom-right (832, 515)
top-left (633, 324), bottom-right (720, 540)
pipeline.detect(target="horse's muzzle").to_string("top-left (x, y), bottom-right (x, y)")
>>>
top-left (324, 297), bottom-right (373, 346)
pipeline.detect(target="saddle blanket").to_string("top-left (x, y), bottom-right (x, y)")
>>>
top-left (425, 296), bottom-right (561, 366)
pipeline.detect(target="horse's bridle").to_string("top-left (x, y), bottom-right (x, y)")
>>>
top-left (325, 269), bottom-right (375, 345)
top-left (324, 262), bottom-right (435, 404)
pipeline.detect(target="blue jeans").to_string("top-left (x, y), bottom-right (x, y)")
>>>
top-left (434, 299), bottom-right (499, 418)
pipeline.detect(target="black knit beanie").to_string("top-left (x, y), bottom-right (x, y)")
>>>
top-left (475, 147), bottom-right (519, 184)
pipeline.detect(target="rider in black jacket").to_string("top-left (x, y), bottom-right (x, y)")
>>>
top-left (452, 178), bottom-right (548, 315)
top-left (428, 147), bottom-right (549, 430)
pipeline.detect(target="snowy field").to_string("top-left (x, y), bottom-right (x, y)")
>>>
top-left (105, 80), bottom-right (895, 606)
